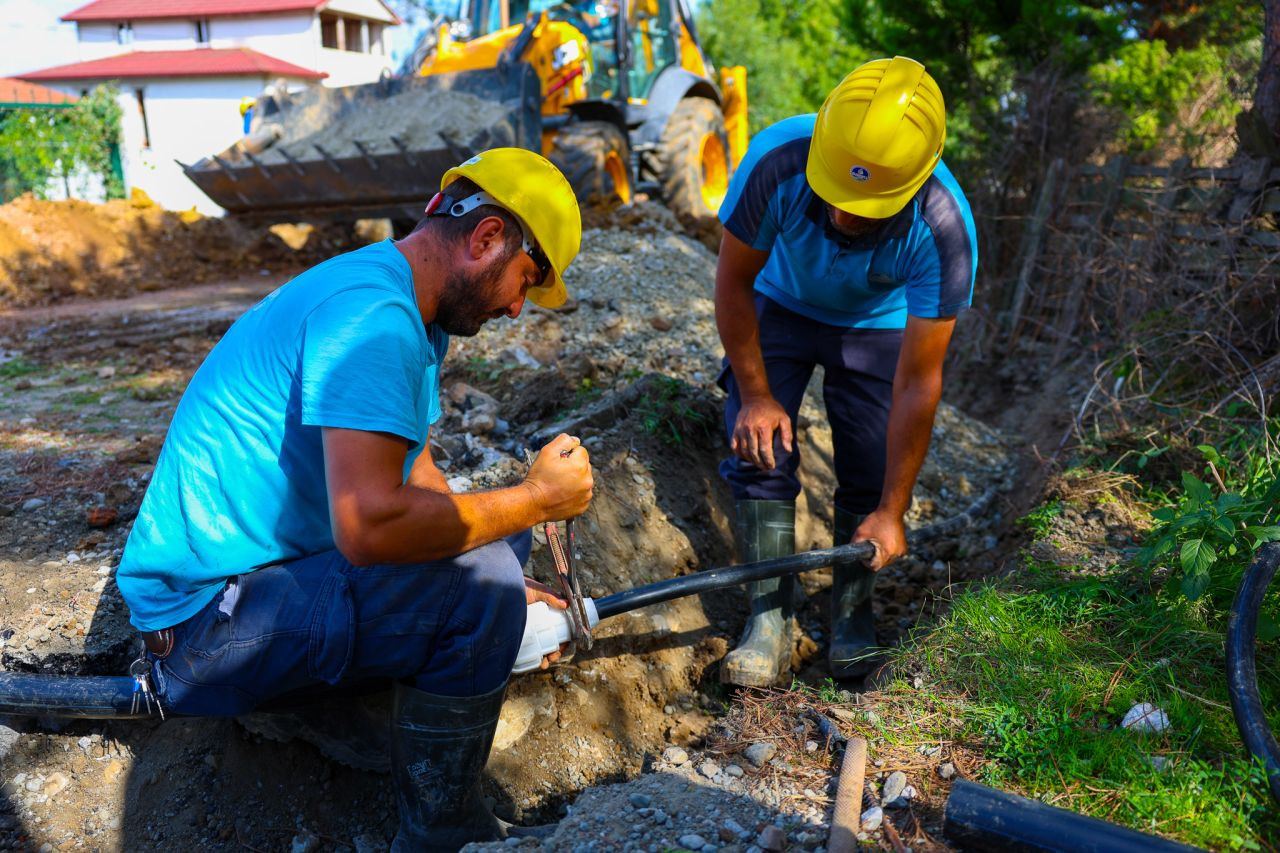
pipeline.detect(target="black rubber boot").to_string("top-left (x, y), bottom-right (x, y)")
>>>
top-left (390, 681), bottom-right (506, 852)
top-left (828, 507), bottom-right (878, 680)
top-left (721, 500), bottom-right (796, 687)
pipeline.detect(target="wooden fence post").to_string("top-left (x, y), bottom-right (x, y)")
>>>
top-left (1005, 158), bottom-right (1064, 348)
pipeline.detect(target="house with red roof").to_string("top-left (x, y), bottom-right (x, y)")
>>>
top-left (18, 0), bottom-right (400, 212)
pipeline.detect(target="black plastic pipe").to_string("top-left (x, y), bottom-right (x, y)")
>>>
top-left (1226, 541), bottom-right (1280, 805)
top-left (943, 779), bottom-right (1207, 852)
top-left (0, 673), bottom-right (144, 719)
top-left (596, 542), bottom-right (875, 619)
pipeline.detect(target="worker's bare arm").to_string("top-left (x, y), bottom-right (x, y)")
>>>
top-left (324, 428), bottom-right (593, 566)
top-left (715, 230), bottom-right (791, 470)
top-left (852, 314), bottom-right (956, 569)
top-left (405, 429), bottom-right (451, 492)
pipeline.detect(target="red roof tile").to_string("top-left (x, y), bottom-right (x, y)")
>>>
top-left (18, 48), bottom-right (328, 81)
top-left (0, 77), bottom-right (79, 107)
top-left (62, 0), bottom-right (399, 24)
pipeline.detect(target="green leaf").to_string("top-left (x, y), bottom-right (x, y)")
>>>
top-left (1212, 516), bottom-right (1236, 538)
top-left (1196, 444), bottom-right (1223, 464)
top-left (1181, 568), bottom-right (1212, 600)
top-left (1181, 472), bottom-right (1211, 506)
top-left (1151, 507), bottom-right (1176, 522)
top-left (1247, 525), bottom-right (1280, 543)
top-left (1180, 537), bottom-right (1217, 577)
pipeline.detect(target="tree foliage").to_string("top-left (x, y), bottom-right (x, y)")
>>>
top-left (0, 85), bottom-right (124, 202)
top-left (697, 0), bottom-right (1264, 168)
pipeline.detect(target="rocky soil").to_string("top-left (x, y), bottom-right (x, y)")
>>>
top-left (0, 202), bottom-right (1018, 852)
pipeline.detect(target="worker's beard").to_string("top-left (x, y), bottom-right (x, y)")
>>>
top-left (435, 254), bottom-right (513, 337)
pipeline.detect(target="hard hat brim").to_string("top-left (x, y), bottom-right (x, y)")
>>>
top-left (527, 272), bottom-right (567, 309)
top-left (805, 153), bottom-right (937, 220)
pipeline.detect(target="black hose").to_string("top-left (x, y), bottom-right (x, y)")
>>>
top-left (943, 779), bottom-right (1207, 852)
top-left (1226, 541), bottom-right (1280, 805)
top-left (595, 486), bottom-right (996, 621)
top-left (0, 673), bottom-right (145, 719)
top-left (596, 542), bottom-right (875, 619)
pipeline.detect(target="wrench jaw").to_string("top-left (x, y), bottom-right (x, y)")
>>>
top-left (544, 520), bottom-right (594, 651)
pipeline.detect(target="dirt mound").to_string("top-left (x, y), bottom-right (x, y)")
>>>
top-left (0, 193), bottom-right (360, 308)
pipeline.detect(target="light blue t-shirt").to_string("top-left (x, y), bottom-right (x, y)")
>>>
top-left (719, 115), bottom-right (978, 328)
top-left (118, 240), bottom-right (449, 631)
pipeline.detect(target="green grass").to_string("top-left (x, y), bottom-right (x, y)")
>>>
top-left (873, 564), bottom-right (1279, 850)
top-left (1018, 500), bottom-right (1063, 538)
top-left (0, 357), bottom-right (42, 380)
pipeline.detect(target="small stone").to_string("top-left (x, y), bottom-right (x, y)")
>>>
top-left (104, 815), bottom-right (122, 831)
top-left (743, 741), bottom-right (777, 768)
top-left (756, 825), bottom-right (786, 851)
top-left (352, 834), bottom-right (389, 853)
top-left (1121, 702), bottom-right (1170, 733)
top-left (87, 507), bottom-right (118, 528)
top-left (42, 772), bottom-right (70, 797)
top-left (650, 809), bottom-right (667, 824)
top-left (881, 771), bottom-right (907, 805)
top-left (649, 315), bottom-right (674, 332)
top-left (97, 366), bottom-right (117, 379)
top-left (697, 760), bottom-right (720, 778)
top-left (662, 746), bottom-right (688, 765)
top-left (724, 764), bottom-right (744, 778)
top-left (103, 760), bottom-right (126, 783)
top-left (678, 835), bottom-right (707, 850)
top-left (860, 806), bottom-right (883, 831)
top-left (805, 740), bottom-right (819, 752)
top-left (629, 793), bottom-right (652, 808)
top-left (290, 832), bottom-right (320, 853)
top-left (938, 761), bottom-right (956, 779)
top-left (0, 724), bottom-right (19, 760)
top-left (22, 497), bottom-right (47, 511)
top-left (723, 818), bottom-right (747, 838)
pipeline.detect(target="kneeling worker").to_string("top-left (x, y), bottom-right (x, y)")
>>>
top-left (116, 149), bottom-right (593, 850)
top-left (714, 57), bottom-right (978, 685)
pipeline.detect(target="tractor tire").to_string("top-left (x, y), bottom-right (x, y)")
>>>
top-left (548, 121), bottom-right (632, 208)
top-left (657, 97), bottom-right (730, 244)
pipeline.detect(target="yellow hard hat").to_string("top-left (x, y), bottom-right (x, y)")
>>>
top-left (807, 56), bottom-right (946, 219)
top-left (441, 148), bottom-right (581, 308)
top-left (239, 96), bottom-right (256, 117)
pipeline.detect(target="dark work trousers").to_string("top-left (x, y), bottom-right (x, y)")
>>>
top-left (148, 530), bottom-right (532, 716)
top-left (720, 295), bottom-right (904, 516)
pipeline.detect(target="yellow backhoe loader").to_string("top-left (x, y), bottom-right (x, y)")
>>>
top-left (185, 0), bottom-right (747, 231)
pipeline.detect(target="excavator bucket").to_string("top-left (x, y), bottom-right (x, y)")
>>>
top-left (183, 63), bottom-right (542, 223)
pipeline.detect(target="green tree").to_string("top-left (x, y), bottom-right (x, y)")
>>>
top-left (696, 0), bottom-right (868, 133)
top-left (0, 84), bottom-right (124, 202)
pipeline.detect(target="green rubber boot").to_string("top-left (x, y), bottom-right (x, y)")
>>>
top-left (721, 500), bottom-right (796, 687)
top-left (828, 507), bottom-right (878, 680)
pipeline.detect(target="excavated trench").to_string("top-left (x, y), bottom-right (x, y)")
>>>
top-left (0, 202), bottom-right (1025, 850)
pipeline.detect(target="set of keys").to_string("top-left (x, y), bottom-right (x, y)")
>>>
top-left (129, 654), bottom-right (165, 719)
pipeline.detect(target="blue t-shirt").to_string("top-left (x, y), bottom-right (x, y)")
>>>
top-left (118, 240), bottom-right (449, 631)
top-left (719, 115), bottom-right (978, 328)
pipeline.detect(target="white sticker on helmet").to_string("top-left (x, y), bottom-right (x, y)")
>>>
top-left (850, 166), bottom-right (871, 182)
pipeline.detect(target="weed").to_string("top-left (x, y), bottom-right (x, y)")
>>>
top-left (1017, 500), bottom-right (1063, 538)
top-left (633, 377), bottom-right (711, 447)
top-left (0, 357), bottom-right (40, 380)
top-left (465, 356), bottom-right (518, 385)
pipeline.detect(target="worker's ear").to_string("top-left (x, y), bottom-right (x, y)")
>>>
top-left (467, 215), bottom-right (509, 262)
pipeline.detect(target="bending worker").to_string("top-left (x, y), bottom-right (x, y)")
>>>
top-left (714, 57), bottom-right (977, 685)
top-left (116, 149), bottom-right (592, 850)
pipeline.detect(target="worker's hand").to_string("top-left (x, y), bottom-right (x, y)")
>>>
top-left (524, 433), bottom-right (594, 523)
top-left (852, 510), bottom-right (907, 571)
top-left (524, 577), bottom-right (571, 670)
top-left (731, 395), bottom-right (793, 471)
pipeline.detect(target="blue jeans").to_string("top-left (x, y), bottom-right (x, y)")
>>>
top-left (719, 295), bottom-right (903, 515)
top-left (150, 532), bottom-right (531, 715)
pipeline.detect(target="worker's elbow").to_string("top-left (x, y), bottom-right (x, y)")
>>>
top-left (333, 525), bottom-right (379, 566)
